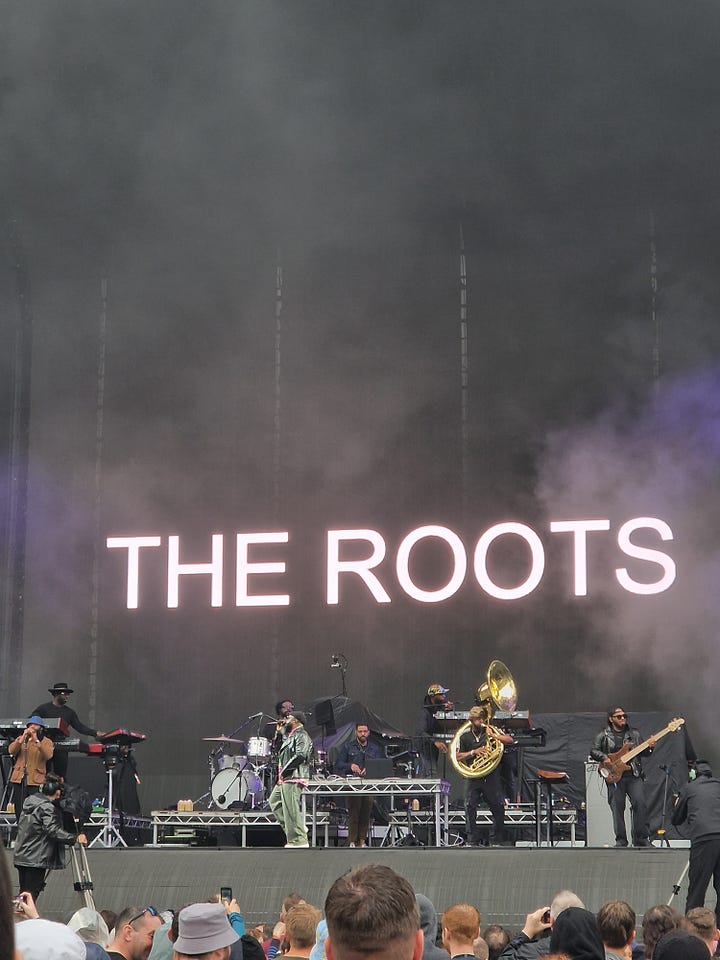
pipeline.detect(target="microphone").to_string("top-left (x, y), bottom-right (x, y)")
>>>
top-left (330, 655), bottom-right (340, 667)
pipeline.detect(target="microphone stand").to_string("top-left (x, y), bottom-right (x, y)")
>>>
top-left (330, 654), bottom-right (349, 697)
top-left (656, 764), bottom-right (672, 848)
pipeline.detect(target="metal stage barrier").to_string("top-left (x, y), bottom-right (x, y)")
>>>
top-left (148, 785), bottom-right (575, 849)
top-left (150, 778), bottom-right (450, 847)
top-left (302, 777), bottom-right (450, 846)
top-left (0, 812), bottom-right (152, 846)
top-left (384, 805), bottom-right (578, 846)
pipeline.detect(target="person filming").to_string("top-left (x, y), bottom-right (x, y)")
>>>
top-left (13, 773), bottom-right (85, 902)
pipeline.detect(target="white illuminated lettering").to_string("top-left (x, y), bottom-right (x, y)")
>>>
top-left (396, 525), bottom-right (467, 602)
top-left (167, 534), bottom-right (224, 608)
top-left (106, 536), bottom-right (162, 609)
top-left (236, 532), bottom-right (290, 606)
top-left (550, 519), bottom-right (611, 596)
top-left (473, 522), bottom-right (545, 600)
top-left (327, 529), bottom-right (391, 605)
top-left (615, 517), bottom-right (676, 595)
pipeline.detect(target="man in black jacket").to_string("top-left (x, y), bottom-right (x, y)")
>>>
top-left (13, 774), bottom-right (82, 901)
top-left (590, 707), bottom-right (654, 847)
top-left (672, 760), bottom-right (720, 925)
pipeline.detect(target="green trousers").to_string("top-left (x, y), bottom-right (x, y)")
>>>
top-left (269, 782), bottom-right (308, 845)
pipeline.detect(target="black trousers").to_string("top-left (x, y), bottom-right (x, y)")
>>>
top-left (607, 775), bottom-right (648, 844)
top-left (465, 769), bottom-right (506, 844)
top-left (16, 865), bottom-right (47, 901)
top-left (347, 796), bottom-right (374, 845)
top-left (686, 837), bottom-right (720, 926)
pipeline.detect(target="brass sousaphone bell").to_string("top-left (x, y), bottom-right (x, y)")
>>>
top-left (449, 660), bottom-right (517, 779)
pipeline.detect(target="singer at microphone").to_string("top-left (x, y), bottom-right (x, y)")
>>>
top-left (8, 716), bottom-right (54, 822)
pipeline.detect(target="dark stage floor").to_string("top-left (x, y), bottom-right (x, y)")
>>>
top-left (4, 846), bottom-right (696, 931)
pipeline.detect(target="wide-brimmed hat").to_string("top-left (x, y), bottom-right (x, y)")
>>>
top-left (27, 715), bottom-right (46, 728)
top-left (427, 683), bottom-right (449, 697)
top-left (174, 902), bottom-right (239, 954)
top-left (49, 681), bottom-right (74, 694)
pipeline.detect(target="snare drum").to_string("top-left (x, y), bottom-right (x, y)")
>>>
top-left (211, 767), bottom-right (265, 810)
top-left (247, 736), bottom-right (271, 762)
top-left (218, 754), bottom-right (247, 772)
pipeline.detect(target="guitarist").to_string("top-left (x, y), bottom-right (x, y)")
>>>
top-left (590, 707), bottom-right (655, 847)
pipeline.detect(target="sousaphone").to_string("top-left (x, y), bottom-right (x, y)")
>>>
top-left (449, 660), bottom-right (517, 779)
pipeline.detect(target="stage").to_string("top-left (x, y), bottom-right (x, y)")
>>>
top-left (4, 846), bottom-right (695, 932)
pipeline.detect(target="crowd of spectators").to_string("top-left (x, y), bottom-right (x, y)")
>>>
top-left (2, 842), bottom-right (719, 960)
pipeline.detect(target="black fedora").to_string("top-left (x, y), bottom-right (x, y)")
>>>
top-left (49, 681), bottom-right (74, 694)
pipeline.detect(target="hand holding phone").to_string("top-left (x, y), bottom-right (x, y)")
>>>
top-left (220, 886), bottom-right (232, 903)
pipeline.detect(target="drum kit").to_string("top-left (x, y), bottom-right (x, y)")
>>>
top-left (200, 713), bottom-right (278, 810)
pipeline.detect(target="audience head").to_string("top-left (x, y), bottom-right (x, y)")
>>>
top-left (550, 891), bottom-right (585, 922)
top-left (67, 907), bottom-right (110, 947)
top-left (415, 894), bottom-right (439, 942)
top-left (549, 907), bottom-right (604, 960)
top-left (285, 902), bottom-right (322, 952)
top-left (482, 924), bottom-right (511, 960)
top-left (473, 935), bottom-right (489, 959)
top-left (641, 905), bottom-right (683, 960)
top-left (685, 906), bottom-right (719, 954)
top-left (653, 929), bottom-right (709, 960)
top-left (325, 863), bottom-right (422, 960)
top-left (173, 901), bottom-right (239, 959)
top-left (442, 903), bottom-right (481, 951)
top-left (15, 919), bottom-right (86, 960)
top-left (596, 900), bottom-right (635, 951)
top-left (108, 905), bottom-right (163, 960)
top-left (280, 893), bottom-right (304, 921)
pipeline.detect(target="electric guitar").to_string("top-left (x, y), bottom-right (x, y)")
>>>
top-left (599, 717), bottom-right (684, 784)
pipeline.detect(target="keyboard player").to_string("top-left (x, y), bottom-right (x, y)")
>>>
top-left (31, 681), bottom-right (107, 780)
top-left (415, 683), bottom-right (454, 776)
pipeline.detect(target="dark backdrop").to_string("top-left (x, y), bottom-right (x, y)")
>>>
top-left (1, 3), bottom-right (720, 811)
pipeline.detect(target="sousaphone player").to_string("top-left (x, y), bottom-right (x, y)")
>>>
top-left (450, 661), bottom-right (516, 847)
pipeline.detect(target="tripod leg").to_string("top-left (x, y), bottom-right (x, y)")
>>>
top-left (668, 859), bottom-right (690, 907)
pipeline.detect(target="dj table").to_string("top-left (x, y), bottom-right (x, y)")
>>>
top-left (302, 777), bottom-right (451, 847)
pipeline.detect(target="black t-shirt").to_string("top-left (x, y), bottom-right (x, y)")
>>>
top-left (458, 727), bottom-right (488, 753)
top-left (32, 701), bottom-right (98, 738)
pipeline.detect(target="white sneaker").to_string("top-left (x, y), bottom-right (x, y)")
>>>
top-left (285, 841), bottom-right (310, 848)
top-left (349, 842), bottom-right (356, 848)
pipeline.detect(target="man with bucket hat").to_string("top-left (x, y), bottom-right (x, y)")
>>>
top-left (8, 715), bottom-right (54, 819)
top-left (32, 681), bottom-right (107, 779)
top-left (174, 901), bottom-right (239, 960)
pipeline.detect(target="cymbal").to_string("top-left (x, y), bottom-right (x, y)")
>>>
top-left (202, 736), bottom-right (246, 744)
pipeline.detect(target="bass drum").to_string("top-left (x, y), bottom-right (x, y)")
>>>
top-left (211, 767), bottom-right (265, 810)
